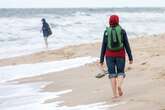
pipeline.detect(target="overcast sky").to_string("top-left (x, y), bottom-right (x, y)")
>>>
top-left (1, 0), bottom-right (165, 8)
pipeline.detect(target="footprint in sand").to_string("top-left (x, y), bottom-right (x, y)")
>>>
top-left (151, 53), bottom-right (160, 57)
top-left (141, 62), bottom-right (147, 65)
top-left (155, 54), bottom-right (160, 56)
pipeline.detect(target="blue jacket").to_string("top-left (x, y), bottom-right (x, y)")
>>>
top-left (42, 22), bottom-right (52, 37)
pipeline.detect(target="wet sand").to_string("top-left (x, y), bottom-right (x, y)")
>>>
top-left (2, 34), bottom-right (165, 109)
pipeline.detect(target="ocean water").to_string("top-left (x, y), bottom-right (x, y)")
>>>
top-left (0, 8), bottom-right (165, 59)
top-left (0, 56), bottom-right (98, 82)
top-left (0, 56), bottom-right (127, 110)
top-left (0, 81), bottom-right (126, 110)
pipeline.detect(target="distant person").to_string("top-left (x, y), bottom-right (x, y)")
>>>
top-left (100, 15), bottom-right (133, 99)
top-left (41, 18), bottom-right (52, 48)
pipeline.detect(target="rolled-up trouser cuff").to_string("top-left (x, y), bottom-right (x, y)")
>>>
top-left (118, 72), bottom-right (126, 78)
top-left (108, 73), bottom-right (117, 79)
top-left (108, 73), bottom-right (126, 79)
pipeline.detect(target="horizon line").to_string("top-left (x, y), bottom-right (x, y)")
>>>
top-left (0, 6), bottom-right (165, 9)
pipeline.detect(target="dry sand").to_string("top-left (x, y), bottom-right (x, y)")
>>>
top-left (2, 34), bottom-right (165, 110)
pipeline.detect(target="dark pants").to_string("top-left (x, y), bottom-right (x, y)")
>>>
top-left (106, 57), bottom-right (126, 79)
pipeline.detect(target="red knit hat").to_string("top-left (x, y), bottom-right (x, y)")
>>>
top-left (109, 15), bottom-right (119, 27)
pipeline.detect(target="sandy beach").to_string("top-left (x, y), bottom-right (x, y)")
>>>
top-left (1, 34), bottom-right (165, 110)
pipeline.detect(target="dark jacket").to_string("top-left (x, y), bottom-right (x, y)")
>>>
top-left (42, 22), bottom-right (52, 37)
top-left (100, 28), bottom-right (133, 63)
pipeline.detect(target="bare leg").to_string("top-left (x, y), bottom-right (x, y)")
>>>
top-left (110, 78), bottom-right (118, 98)
top-left (44, 37), bottom-right (48, 48)
top-left (117, 76), bottom-right (124, 96)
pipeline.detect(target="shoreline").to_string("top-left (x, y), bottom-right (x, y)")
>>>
top-left (0, 33), bottom-right (164, 67)
top-left (1, 33), bottom-right (165, 109)
top-left (0, 41), bottom-right (100, 67)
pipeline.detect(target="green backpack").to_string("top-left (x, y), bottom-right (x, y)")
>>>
top-left (106, 25), bottom-right (123, 51)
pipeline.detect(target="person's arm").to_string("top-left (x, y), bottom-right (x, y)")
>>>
top-left (100, 30), bottom-right (108, 64)
top-left (41, 23), bottom-right (46, 32)
top-left (122, 29), bottom-right (133, 62)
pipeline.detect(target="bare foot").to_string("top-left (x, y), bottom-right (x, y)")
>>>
top-left (118, 87), bottom-right (123, 96)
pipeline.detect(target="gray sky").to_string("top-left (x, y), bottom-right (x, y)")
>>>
top-left (1, 0), bottom-right (165, 8)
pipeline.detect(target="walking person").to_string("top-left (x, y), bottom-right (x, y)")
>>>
top-left (100, 15), bottom-right (133, 99)
top-left (41, 18), bottom-right (52, 48)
